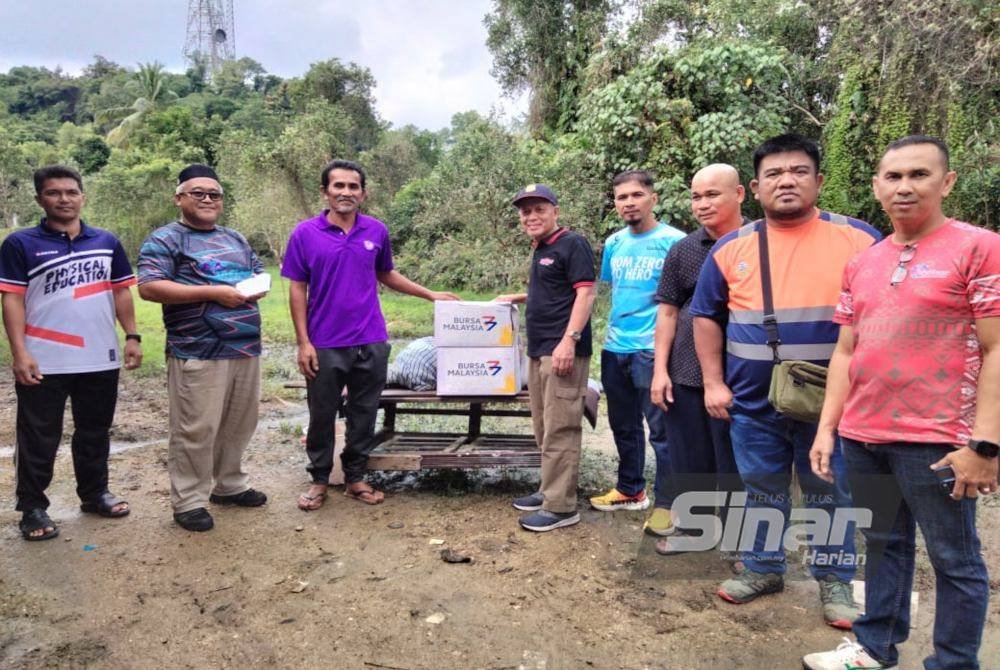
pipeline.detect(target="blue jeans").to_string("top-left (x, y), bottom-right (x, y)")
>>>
top-left (729, 412), bottom-right (857, 582)
top-left (842, 439), bottom-right (988, 670)
top-left (600, 349), bottom-right (669, 501)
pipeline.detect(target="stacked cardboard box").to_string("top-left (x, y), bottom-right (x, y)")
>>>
top-left (434, 301), bottom-right (524, 395)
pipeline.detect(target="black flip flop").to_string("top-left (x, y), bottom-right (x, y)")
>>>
top-left (80, 491), bottom-right (130, 518)
top-left (19, 509), bottom-right (59, 541)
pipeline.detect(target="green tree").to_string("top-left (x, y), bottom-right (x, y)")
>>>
top-left (128, 106), bottom-right (216, 164)
top-left (0, 126), bottom-right (37, 228)
top-left (85, 152), bottom-right (184, 256)
top-left (485, 0), bottom-right (619, 135)
top-left (359, 126), bottom-right (443, 220)
top-left (819, 0), bottom-right (999, 228)
top-left (288, 59), bottom-right (384, 152)
top-left (212, 57), bottom-right (268, 98)
top-left (71, 136), bottom-right (111, 174)
top-left (1, 66), bottom-right (83, 122)
top-left (218, 99), bottom-right (354, 260)
top-left (575, 40), bottom-right (790, 226)
top-left (392, 114), bottom-right (605, 290)
top-left (52, 122), bottom-right (112, 174)
top-left (99, 62), bottom-right (180, 148)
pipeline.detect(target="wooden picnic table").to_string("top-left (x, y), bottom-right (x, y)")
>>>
top-left (282, 383), bottom-right (540, 470)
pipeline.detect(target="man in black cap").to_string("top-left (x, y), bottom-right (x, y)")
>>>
top-left (496, 183), bottom-right (596, 531)
top-left (137, 164), bottom-right (269, 532)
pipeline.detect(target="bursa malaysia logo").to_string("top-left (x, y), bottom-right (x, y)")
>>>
top-left (443, 314), bottom-right (500, 333)
top-left (451, 359), bottom-right (504, 377)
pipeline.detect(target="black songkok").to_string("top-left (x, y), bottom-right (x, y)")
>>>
top-left (177, 164), bottom-right (219, 184)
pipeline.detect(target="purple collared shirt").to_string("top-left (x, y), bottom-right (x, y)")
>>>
top-left (281, 211), bottom-right (395, 348)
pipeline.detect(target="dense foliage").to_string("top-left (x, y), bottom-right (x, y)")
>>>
top-left (1, 0), bottom-right (996, 290)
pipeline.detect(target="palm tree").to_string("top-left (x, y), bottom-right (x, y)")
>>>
top-left (99, 62), bottom-right (179, 147)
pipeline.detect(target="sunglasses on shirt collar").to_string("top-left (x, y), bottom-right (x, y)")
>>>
top-left (890, 244), bottom-right (917, 286)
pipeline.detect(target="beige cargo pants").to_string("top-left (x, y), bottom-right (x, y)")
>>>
top-left (528, 355), bottom-right (590, 513)
top-left (166, 356), bottom-right (260, 513)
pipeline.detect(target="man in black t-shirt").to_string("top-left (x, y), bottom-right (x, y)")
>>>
top-left (495, 184), bottom-right (596, 532)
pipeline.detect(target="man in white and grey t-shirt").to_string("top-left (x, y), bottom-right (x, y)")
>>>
top-left (0, 165), bottom-right (142, 541)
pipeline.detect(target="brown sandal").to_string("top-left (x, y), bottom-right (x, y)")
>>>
top-left (297, 489), bottom-right (327, 511)
top-left (344, 485), bottom-right (384, 505)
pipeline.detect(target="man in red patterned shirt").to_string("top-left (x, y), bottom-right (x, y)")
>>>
top-left (804, 136), bottom-right (999, 670)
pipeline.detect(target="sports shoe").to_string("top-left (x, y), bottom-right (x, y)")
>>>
top-left (720, 551), bottom-right (745, 573)
top-left (802, 638), bottom-right (892, 669)
top-left (210, 488), bottom-right (268, 507)
top-left (642, 508), bottom-right (675, 536)
top-left (519, 510), bottom-right (581, 532)
top-left (512, 491), bottom-right (544, 511)
top-left (717, 568), bottom-right (783, 604)
top-left (173, 507), bottom-right (214, 532)
top-left (589, 487), bottom-right (651, 512)
top-left (818, 574), bottom-right (860, 629)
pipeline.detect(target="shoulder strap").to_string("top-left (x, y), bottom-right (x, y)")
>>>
top-left (756, 220), bottom-right (781, 364)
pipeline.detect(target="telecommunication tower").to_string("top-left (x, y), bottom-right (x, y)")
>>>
top-left (183, 0), bottom-right (236, 77)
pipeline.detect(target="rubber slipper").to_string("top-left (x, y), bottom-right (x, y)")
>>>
top-left (654, 530), bottom-right (710, 556)
top-left (19, 509), bottom-right (59, 541)
top-left (80, 491), bottom-right (130, 518)
top-left (297, 490), bottom-right (327, 511)
top-left (344, 487), bottom-right (384, 505)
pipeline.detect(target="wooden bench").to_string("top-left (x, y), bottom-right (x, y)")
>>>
top-left (282, 383), bottom-right (540, 471)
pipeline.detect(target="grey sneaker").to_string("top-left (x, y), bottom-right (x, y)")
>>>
top-left (717, 568), bottom-right (783, 604)
top-left (512, 491), bottom-right (544, 511)
top-left (818, 574), bottom-right (860, 629)
top-left (519, 510), bottom-right (580, 532)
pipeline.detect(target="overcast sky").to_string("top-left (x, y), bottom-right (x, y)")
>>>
top-left (0, 0), bottom-right (527, 130)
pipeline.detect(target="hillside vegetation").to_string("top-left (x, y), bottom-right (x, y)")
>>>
top-left (1, 0), bottom-right (995, 291)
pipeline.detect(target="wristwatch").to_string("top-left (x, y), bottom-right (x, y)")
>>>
top-left (125, 333), bottom-right (142, 343)
top-left (967, 439), bottom-right (999, 459)
top-left (567, 330), bottom-right (582, 342)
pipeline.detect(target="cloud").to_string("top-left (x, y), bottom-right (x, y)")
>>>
top-left (0, 0), bottom-right (527, 129)
top-left (235, 1), bottom-right (363, 76)
top-left (0, 1), bottom-right (187, 71)
top-left (440, 42), bottom-right (488, 79)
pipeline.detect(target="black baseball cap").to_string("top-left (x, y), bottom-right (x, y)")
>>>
top-left (512, 183), bottom-right (558, 206)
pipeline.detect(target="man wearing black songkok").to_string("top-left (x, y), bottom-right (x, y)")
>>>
top-left (136, 164), bottom-right (269, 532)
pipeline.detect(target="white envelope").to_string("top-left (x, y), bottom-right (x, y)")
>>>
top-left (235, 273), bottom-right (272, 297)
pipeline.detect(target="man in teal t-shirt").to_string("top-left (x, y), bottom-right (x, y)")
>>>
top-left (590, 170), bottom-right (685, 522)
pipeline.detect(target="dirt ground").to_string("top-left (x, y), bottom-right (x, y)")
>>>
top-left (1, 365), bottom-right (998, 670)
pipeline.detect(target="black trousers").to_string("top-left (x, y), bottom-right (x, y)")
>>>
top-left (305, 342), bottom-right (390, 484)
top-left (14, 369), bottom-right (120, 512)
top-left (663, 383), bottom-right (743, 521)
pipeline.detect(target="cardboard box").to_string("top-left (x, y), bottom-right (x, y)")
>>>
top-left (434, 301), bottom-right (519, 348)
top-left (437, 346), bottom-right (523, 395)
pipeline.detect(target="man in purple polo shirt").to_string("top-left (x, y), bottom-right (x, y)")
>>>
top-left (282, 159), bottom-right (459, 510)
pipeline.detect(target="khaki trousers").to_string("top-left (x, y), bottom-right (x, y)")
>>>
top-left (167, 356), bottom-right (260, 513)
top-left (528, 355), bottom-right (590, 513)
